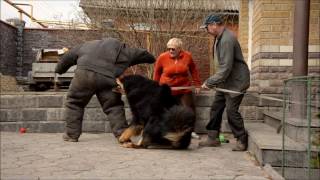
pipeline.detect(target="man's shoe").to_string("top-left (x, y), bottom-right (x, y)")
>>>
top-left (199, 130), bottom-right (221, 147)
top-left (232, 140), bottom-right (246, 151)
top-left (63, 133), bottom-right (78, 142)
top-left (232, 133), bottom-right (248, 151)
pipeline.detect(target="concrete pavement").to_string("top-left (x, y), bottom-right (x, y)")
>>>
top-left (1, 132), bottom-right (273, 180)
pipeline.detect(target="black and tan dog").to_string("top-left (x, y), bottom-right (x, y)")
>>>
top-left (117, 75), bottom-right (195, 149)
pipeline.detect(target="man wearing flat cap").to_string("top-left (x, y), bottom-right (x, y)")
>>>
top-left (199, 14), bottom-right (250, 151)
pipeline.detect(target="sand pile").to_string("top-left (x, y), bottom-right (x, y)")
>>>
top-left (0, 74), bottom-right (23, 92)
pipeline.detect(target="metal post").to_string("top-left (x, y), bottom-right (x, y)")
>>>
top-left (306, 78), bottom-right (312, 179)
top-left (281, 81), bottom-right (287, 177)
top-left (293, 0), bottom-right (309, 76)
top-left (291, 0), bottom-right (310, 118)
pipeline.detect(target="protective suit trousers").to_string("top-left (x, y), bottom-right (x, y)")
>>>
top-left (64, 69), bottom-right (128, 139)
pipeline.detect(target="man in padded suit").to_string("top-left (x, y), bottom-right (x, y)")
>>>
top-left (55, 38), bottom-right (155, 143)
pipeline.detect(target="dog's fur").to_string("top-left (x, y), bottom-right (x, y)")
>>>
top-left (118, 75), bottom-right (195, 149)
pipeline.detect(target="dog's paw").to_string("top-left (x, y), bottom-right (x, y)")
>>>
top-left (121, 142), bottom-right (135, 148)
top-left (118, 128), bottom-right (132, 143)
top-left (118, 135), bottom-right (128, 143)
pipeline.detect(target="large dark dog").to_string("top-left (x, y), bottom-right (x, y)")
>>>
top-left (118, 75), bottom-right (195, 149)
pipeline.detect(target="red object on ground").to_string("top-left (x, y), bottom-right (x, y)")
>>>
top-left (19, 128), bottom-right (26, 133)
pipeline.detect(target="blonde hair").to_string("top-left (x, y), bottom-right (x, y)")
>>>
top-left (167, 38), bottom-right (183, 49)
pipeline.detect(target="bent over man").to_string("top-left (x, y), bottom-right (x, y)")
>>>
top-left (55, 38), bottom-right (155, 143)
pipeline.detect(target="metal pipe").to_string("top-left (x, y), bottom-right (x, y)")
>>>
top-left (12, 4), bottom-right (33, 15)
top-left (3, 0), bottom-right (47, 28)
top-left (292, 0), bottom-right (310, 76)
top-left (290, 0), bottom-right (310, 119)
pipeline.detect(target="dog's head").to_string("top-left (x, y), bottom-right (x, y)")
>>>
top-left (119, 75), bottom-right (152, 93)
top-left (114, 75), bottom-right (149, 95)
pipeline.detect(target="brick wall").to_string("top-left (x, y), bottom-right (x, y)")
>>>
top-left (0, 21), bottom-right (17, 76)
top-left (239, 0), bottom-right (249, 62)
top-left (246, 0), bottom-right (320, 94)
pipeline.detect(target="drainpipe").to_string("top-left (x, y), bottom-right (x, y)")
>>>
top-left (291, 0), bottom-right (310, 118)
top-left (292, 0), bottom-right (309, 76)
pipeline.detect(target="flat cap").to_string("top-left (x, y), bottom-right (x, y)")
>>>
top-left (200, 14), bottom-right (222, 29)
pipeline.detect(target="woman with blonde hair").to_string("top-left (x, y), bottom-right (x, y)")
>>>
top-left (153, 38), bottom-right (201, 138)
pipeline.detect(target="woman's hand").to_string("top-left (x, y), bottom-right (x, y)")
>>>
top-left (195, 87), bottom-right (201, 94)
top-left (201, 83), bottom-right (210, 90)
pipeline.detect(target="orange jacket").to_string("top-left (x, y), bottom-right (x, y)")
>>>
top-left (153, 50), bottom-right (201, 95)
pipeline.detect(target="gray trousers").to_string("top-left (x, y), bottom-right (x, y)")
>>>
top-left (206, 91), bottom-right (246, 139)
top-left (64, 69), bottom-right (128, 139)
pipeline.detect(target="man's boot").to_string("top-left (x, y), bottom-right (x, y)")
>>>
top-left (62, 133), bottom-right (78, 142)
top-left (232, 133), bottom-right (248, 151)
top-left (199, 130), bottom-right (221, 147)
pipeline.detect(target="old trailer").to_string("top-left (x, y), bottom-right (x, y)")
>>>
top-left (28, 48), bottom-right (75, 90)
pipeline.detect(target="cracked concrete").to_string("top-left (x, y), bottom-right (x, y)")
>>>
top-left (1, 132), bottom-right (273, 180)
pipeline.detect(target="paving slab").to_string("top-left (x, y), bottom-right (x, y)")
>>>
top-left (1, 132), bottom-right (273, 180)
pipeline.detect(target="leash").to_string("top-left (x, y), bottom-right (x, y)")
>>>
top-left (118, 84), bottom-right (302, 105)
top-left (171, 86), bottom-right (286, 103)
top-left (172, 86), bottom-right (318, 106)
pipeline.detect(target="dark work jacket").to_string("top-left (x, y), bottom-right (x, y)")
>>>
top-left (205, 29), bottom-right (250, 97)
top-left (55, 38), bottom-right (155, 86)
